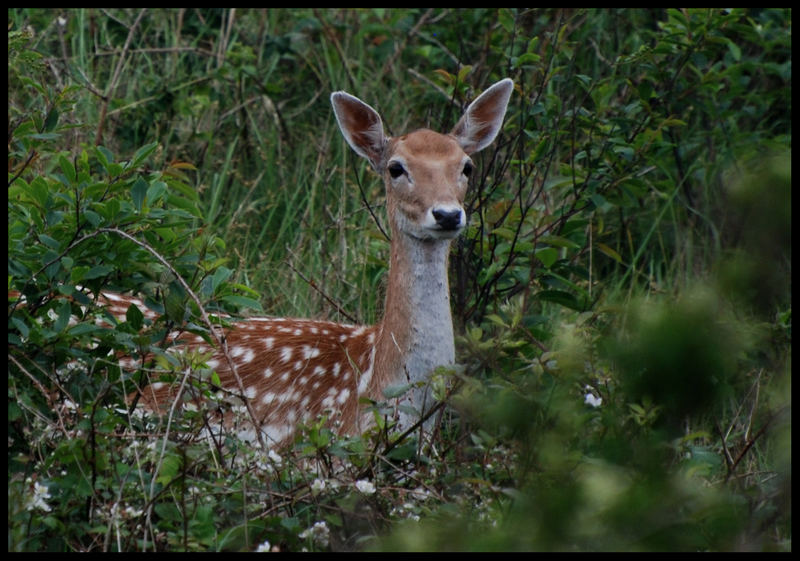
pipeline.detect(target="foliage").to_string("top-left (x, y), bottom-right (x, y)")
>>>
top-left (8, 8), bottom-right (790, 551)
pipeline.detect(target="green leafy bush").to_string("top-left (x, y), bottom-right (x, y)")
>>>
top-left (8, 8), bottom-right (790, 551)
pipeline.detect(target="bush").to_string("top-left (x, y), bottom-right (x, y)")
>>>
top-left (8, 9), bottom-right (790, 551)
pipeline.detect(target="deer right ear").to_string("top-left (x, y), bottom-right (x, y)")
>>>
top-left (331, 91), bottom-right (387, 170)
top-left (451, 78), bottom-right (514, 155)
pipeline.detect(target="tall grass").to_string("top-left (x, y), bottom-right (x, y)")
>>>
top-left (8, 8), bottom-right (790, 551)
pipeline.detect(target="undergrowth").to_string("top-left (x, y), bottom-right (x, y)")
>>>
top-left (8, 9), bottom-right (791, 551)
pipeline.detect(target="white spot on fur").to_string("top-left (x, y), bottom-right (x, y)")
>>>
top-left (242, 348), bottom-right (255, 363)
top-left (357, 364), bottom-right (373, 395)
top-left (237, 428), bottom-right (258, 443)
top-left (264, 424), bottom-right (289, 446)
top-left (302, 345), bottom-right (321, 360)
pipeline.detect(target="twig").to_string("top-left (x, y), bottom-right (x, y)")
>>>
top-left (96, 228), bottom-right (266, 443)
top-left (377, 9), bottom-right (435, 82)
top-left (284, 246), bottom-right (359, 324)
top-left (95, 9), bottom-right (147, 146)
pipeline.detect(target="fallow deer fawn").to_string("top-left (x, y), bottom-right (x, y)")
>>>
top-left (121, 78), bottom-right (514, 449)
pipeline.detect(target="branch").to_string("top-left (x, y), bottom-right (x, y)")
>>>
top-left (94, 9), bottom-right (147, 146)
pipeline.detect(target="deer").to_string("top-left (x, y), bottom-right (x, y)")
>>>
top-left (111, 78), bottom-right (514, 450)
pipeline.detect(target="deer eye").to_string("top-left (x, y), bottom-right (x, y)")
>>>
top-left (462, 161), bottom-right (474, 177)
top-left (387, 161), bottom-right (405, 179)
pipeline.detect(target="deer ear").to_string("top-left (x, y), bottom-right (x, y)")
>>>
top-left (451, 78), bottom-right (514, 155)
top-left (331, 91), bottom-right (387, 169)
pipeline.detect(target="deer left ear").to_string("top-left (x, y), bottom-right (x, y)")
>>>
top-left (451, 78), bottom-right (514, 155)
top-left (331, 91), bottom-right (388, 170)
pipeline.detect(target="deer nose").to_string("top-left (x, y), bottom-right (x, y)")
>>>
top-left (432, 208), bottom-right (463, 231)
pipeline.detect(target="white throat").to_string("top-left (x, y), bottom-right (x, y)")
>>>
top-left (379, 234), bottom-right (456, 433)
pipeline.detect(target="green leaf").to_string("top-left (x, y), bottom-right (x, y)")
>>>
top-left (537, 289), bottom-right (582, 311)
top-left (596, 242), bottom-right (623, 263)
top-left (220, 295), bottom-right (263, 311)
top-left (127, 141), bottom-right (159, 170)
top-left (83, 209), bottom-right (103, 227)
top-left (38, 233), bottom-right (61, 250)
top-left (29, 176), bottom-right (51, 207)
top-left (54, 299), bottom-right (72, 333)
top-left (539, 235), bottom-right (581, 249)
top-left (131, 177), bottom-right (148, 211)
top-left (211, 266), bottom-right (233, 292)
top-left (26, 132), bottom-right (60, 140)
top-left (59, 154), bottom-right (76, 184)
top-left (107, 162), bottom-right (123, 176)
top-left (156, 452), bottom-right (182, 487)
top-left (513, 52), bottom-right (541, 68)
top-left (44, 108), bottom-right (60, 132)
top-left (154, 501), bottom-right (182, 521)
top-left (11, 316), bottom-right (30, 339)
top-left (726, 39), bottom-right (742, 62)
top-left (68, 323), bottom-right (104, 336)
top-left (146, 180), bottom-right (167, 205)
top-left (94, 145), bottom-right (112, 171)
top-left (485, 314), bottom-right (508, 328)
top-left (280, 517), bottom-right (300, 532)
top-left (491, 227), bottom-right (518, 241)
top-left (457, 65), bottom-right (473, 83)
top-left (126, 303), bottom-right (144, 330)
top-left (535, 247), bottom-right (559, 269)
top-left (84, 265), bottom-right (114, 280)
top-left (383, 382), bottom-right (414, 399)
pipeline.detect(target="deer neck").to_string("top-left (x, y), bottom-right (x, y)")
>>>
top-left (372, 230), bottom-right (456, 430)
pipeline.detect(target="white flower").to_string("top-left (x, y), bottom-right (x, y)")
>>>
top-left (354, 479), bottom-right (376, 495)
top-left (410, 486), bottom-right (430, 501)
top-left (584, 392), bottom-right (602, 408)
top-left (124, 505), bottom-right (143, 518)
top-left (310, 478), bottom-right (326, 496)
top-left (255, 539), bottom-right (271, 552)
top-left (26, 480), bottom-right (52, 512)
top-left (267, 449), bottom-right (282, 466)
top-left (299, 521), bottom-right (330, 548)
